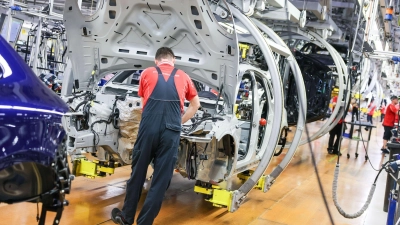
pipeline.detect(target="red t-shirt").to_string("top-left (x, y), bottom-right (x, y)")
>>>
top-left (367, 103), bottom-right (376, 116)
top-left (383, 103), bottom-right (399, 127)
top-left (138, 63), bottom-right (198, 113)
top-left (332, 96), bottom-right (343, 124)
top-left (381, 106), bottom-right (386, 114)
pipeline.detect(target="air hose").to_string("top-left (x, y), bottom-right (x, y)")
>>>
top-left (332, 163), bottom-right (386, 218)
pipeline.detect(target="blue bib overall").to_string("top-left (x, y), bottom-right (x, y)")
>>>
top-left (122, 67), bottom-right (181, 225)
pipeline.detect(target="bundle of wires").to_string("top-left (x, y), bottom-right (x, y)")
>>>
top-left (89, 96), bottom-right (123, 148)
top-left (186, 143), bottom-right (198, 180)
top-left (181, 115), bottom-right (224, 135)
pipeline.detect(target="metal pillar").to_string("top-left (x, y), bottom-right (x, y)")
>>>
top-left (6, 0), bottom-right (15, 42)
top-left (32, 18), bottom-right (42, 76)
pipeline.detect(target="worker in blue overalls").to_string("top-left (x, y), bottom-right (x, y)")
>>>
top-left (111, 47), bottom-right (200, 225)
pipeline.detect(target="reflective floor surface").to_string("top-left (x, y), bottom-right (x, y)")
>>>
top-left (0, 118), bottom-right (390, 225)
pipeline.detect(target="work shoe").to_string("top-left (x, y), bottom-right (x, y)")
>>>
top-left (111, 208), bottom-right (129, 225)
top-left (381, 148), bottom-right (390, 154)
top-left (364, 127), bottom-right (369, 131)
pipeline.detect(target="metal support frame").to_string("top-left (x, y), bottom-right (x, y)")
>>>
top-left (229, 4), bottom-right (284, 212)
top-left (1, 0), bottom-right (63, 20)
top-left (251, 18), bottom-right (307, 189)
top-left (290, 1), bottom-right (326, 20)
top-left (5, 0), bottom-right (14, 42)
top-left (274, 26), bottom-right (349, 143)
top-left (32, 18), bottom-right (42, 76)
top-left (253, 5), bottom-right (300, 23)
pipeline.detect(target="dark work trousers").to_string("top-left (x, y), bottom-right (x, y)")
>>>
top-left (367, 114), bottom-right (373, 123)
top-left (351, 108), bottom-right (359, 122)
top-left (328, 122), bottom-right (343, 152)
top-left (121, 67), bottom-right (181, 225)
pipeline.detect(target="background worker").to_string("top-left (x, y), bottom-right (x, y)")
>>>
top-left (380, 103), bottom-right (386, 122)
top-left (365, 98), bottom-right (376, 131)
top-left (381, 96), bottom-right (399, 154)
top-left (111, 47), bottom-right (200, 225)
top-left (367, 98), bottom-right (376, 123)
top-left (327, 96), bottom-right (352, 155)
top-left (351, 99), bottom-right (359, 122)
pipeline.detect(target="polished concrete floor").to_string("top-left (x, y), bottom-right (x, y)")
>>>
top-left (0, 118), bottom-right (391, 225)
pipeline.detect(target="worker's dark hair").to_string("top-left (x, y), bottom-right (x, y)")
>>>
top-left (155, 47), bottom-right (175, 61)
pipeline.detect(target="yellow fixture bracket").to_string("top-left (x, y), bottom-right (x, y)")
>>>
top-left (193, 170), bottom-right (269, 212)
top-left (237, 170), bottom-right (267, 191)
top-left (72, 158), bottom-right (117, 178)
top-left (206, 189), bottom-right (233, 211)
top-left (194, 184), bottom-right (233, 211)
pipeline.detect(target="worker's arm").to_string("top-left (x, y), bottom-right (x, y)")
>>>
top-left (347, 103), bottom-right (353, 112)
top-left (182, 95), bottom-right (200, 124)
top-left (388, 104), bottom-right (397, 113)
top-left (141, 97), bottom-right (144, 105)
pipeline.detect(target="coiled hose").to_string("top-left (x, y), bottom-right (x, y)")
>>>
top-left (332, 164), bottom-right (379, 218)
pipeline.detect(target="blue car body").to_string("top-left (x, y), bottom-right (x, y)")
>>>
top-left (0, 35), bottom-right (69, 203)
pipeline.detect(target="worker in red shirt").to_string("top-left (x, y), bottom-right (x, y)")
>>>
top-left (111, 47), bottom-right (200, 225)
top-left (365, 98), bottom-right (376, 127)
top-left (327, 96), bottom-right (348, 155)
top-left (380, 104), bottom-right (386, 122)
top-left (381, 96), bottom-right (399, 154)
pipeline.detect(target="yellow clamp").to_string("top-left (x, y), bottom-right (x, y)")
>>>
top-left (237, 170), bottom-right (267, 191)
top-left (194, 184), bottom-right (233, 211)
top-left (72, 158), bottom-right (116, 178)
top-left (239, 43), bottom-right (250, 59)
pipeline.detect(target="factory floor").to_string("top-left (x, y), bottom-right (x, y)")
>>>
top-left (0, 118), bottom-right (390, 225)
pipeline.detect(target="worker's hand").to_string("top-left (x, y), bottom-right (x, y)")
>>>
top-left (182, 96), bottom-right (200, 124)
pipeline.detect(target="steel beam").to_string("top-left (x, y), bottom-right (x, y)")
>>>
top-left (5, 0), bottom-right (14, 42)
top-left (266, 0), bottom-right (286, 8)
top-left (331, 1), bottom-right (355, 8)
top-left (265, 38), bottom-right (291, 57)
top-left (379, 0), bottom-right (391, 37)
top-left (290, 1), bottom-right (325, 20)
top-left (253, 7), bottom-right (300, 23)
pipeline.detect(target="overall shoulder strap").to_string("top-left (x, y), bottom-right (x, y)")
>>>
top-left (155, 66), bottom-right (163, 75)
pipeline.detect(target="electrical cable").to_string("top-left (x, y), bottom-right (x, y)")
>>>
top-left (74, 100), bottom-right (88, 112)
top-left (95, 219), bottom-right (112, 225)
top-left (329, 0), bottom-right (389, 217)
top-left (89, 96), bottom-right (122, 148)
top-left (181, 115), bottom-right (223, 135)
top-left (284, 2), bottom-right (334, 223)
top-left (304, 121), bottom-right (335, 224)
top-left (358, 124), bottom-right (380, 171)
top-left (200, 143), bottom-right (209, 169)
top-left (274, 128), bottom-right (288, 156)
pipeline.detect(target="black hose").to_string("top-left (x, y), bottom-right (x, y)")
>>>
top-left (74, 100), bottom-right (88, 112)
